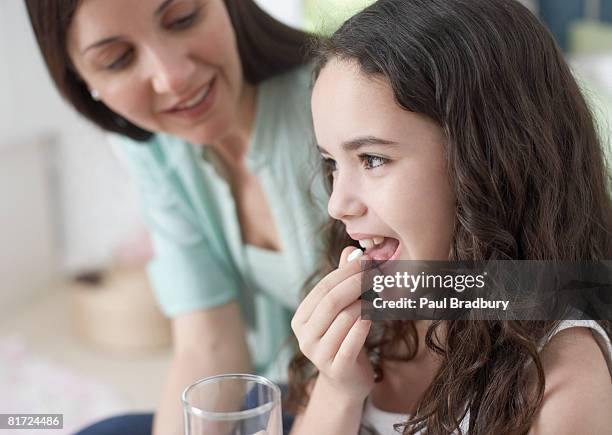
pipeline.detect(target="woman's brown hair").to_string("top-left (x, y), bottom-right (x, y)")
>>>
top-left (25, 0), bottom-right (312, 141)
top-left (288, 0), bottom-right (612, 434)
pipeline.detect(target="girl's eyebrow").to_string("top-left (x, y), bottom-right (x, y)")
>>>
top-left (317, 136), bottom-right (398, 155)
top-left (342, 136), bottom-right (398, 151)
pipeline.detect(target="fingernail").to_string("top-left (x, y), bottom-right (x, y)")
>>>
top-left (347, 248), bottom-right (364, 263)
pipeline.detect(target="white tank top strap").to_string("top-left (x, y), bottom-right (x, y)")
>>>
top-left (541, 320), bottom-right (612, 376)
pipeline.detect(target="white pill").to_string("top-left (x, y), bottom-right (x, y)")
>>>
top-left (347, 248), bottom-right (364, 263)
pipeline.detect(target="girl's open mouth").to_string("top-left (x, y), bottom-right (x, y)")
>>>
top-left (360, 237), bottom-right (401, 262)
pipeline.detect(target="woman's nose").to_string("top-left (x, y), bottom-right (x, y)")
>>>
top-left (149, 46), bottom-right (196, 95)
top-left (327, 175), bottom-right (367, 221)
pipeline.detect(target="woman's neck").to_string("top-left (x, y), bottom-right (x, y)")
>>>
top-left (212, 83), bottom-right (257, 168)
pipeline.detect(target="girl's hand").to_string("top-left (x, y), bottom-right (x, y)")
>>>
top-left (291, 247), bottom-right (375, 403)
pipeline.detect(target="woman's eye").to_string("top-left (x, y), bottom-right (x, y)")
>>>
top-left (168, 9), bottom-right (200, 30)
top-left (105, 49), bottom-right (133, 70)
top-left (360, 154), bottom-right (389, 170)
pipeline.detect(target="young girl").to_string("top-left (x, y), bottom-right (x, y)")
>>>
top-left (288, 0), bottom-right (612, 434)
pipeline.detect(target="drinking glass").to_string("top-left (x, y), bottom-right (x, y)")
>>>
top-left (182, 373), bottom-right (282, 435)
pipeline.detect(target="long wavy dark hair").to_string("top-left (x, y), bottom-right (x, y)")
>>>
top-left (288, 1), bottom-right (612, 434)
top-left (25, 0), bottom-right (312, 141)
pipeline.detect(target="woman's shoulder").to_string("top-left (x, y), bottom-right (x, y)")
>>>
top-left (109, 132), bottom-right (204, 186)
top-left (531, 322), bottom-right (612, 434)
top-left (110, 132), bottom-right (194, 166)
top-left (108, 132), bottom-right (209, 215)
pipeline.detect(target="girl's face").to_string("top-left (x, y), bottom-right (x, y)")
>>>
top-left (312, 59), bottom-right (456, 261)
top-left (67, 0), bottom-right (244, 145)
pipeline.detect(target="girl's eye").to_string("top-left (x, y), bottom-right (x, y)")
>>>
top-left (360, 154), bottom-right (389, 170)
top-left (105, 49), bottom-right (134, 70)
top-left (167, 8), bottom-right (201, 30)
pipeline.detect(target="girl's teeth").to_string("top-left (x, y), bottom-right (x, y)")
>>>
top-left (359, 239), bottom-right (374, 249)
top-left (358, 237), bottom-right (385, 250)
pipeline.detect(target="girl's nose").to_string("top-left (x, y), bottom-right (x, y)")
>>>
top-left (327, 175), bottom-right (367, 221)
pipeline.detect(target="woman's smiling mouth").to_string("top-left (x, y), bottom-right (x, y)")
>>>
top-left (163, 76), bottom-right (217, 120)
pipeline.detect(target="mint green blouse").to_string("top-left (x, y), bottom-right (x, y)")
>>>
top-left (114, 66), bottom-right (328, 381)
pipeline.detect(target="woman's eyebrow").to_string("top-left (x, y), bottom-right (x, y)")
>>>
top-left (81, 0), bottom-right (176, 54)
top-left (155, 0), bottom-right (176, 16)
top-left (82, 36), bottom-right (121, 54)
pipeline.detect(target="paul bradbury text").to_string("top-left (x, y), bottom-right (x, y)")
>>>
top-left (372, 296), bottom-right (510, 311)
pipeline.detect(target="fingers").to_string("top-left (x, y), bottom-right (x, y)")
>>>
top-left (292, 248), bottom-right (367, 327)
top-left (302, 275), bottom-right (363, 339)
top-left (298, 300), bottom-right (365, 371)
top-left (316, 300), bottom-right (361, 358)
top-left (291, 245), bottom-right (372, 376)
top-left (333, 318), bottom-right (372, 368)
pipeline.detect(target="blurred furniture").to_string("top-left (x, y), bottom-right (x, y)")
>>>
top-left (71, 266), bottom-right (171, 352)
top-left (0, 283), bottom-right (172, 414)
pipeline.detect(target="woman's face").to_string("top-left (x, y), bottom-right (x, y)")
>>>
top-left (311, 59), bottom-right (456, 261)
top-left (67, 0), bottom-right (244, 145)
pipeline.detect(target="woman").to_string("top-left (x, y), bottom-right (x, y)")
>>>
top-left (26, 1), bottom-right (327, 434)
top-left (288, 0), bottom-right (612, 433)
